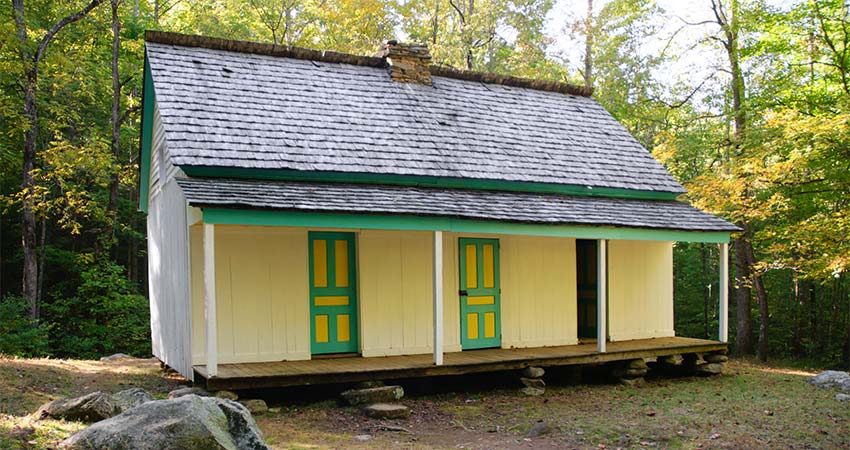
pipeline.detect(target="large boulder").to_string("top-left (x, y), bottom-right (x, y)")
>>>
top-left (340, 385), bottom-right (404, 406)
top-left (60, 395), bottom-right (269, 450)
top-left (37, 391), bottom-right (123, 423)
top-left (112, 388), bottom-right (154, 412)
top-left (809, 371), bottom-right (850, 389)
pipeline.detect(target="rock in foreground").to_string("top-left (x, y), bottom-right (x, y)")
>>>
top-left (37, 391), bottom-right (122, 423)
top-left (112, 388), bottom-right (154, 412)
top-left (361, 403), bottom-right (410, 420)
top-left (61, 395), bottom-right (269, 450)
top-left (809, 371), bottom-right (850, 390)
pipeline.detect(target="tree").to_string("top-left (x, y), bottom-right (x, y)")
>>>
top-left (11, 0), bottom-right (106, 319)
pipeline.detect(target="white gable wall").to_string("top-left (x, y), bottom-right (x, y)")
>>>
top-left (147, 103), bottom-right (194, 380)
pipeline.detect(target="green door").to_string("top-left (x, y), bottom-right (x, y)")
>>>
top-left (459, 238), bottom-right (501, 350)
top-left (309, 232), bottom-right (358, 355)
top-left (576, 239), bottom-right (598, 339)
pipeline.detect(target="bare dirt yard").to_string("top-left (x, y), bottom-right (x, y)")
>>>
top-left (1, 356), bottom-right (848, 449)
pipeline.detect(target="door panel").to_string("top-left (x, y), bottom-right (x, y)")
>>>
top-left (309, 232), bottom-right (358, 354)
top-left (459, 238), bottom-right (501, 349)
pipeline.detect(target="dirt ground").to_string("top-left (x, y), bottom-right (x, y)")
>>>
top-left (1, 356), bottom-right (848, 449)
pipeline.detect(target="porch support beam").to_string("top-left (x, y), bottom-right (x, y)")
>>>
top-left (433, 231), bottom-right (444, 365)
top-left (597, 239), bottom-right (607, 353)
top-left (204, 223), bottom-right (218, 378)
top-left (718, 242), bottom-right (729, 343)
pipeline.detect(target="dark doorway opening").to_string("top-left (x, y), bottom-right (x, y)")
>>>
top-left (576, 239), bottom-right (598, 339)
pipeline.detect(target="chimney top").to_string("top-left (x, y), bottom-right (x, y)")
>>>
top-left (376, 41), bottom-right (432, 85)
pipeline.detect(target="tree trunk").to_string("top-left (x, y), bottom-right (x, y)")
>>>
top-left (431, 0), bottom-right (439, 46)
top-left (108, 0), bottom-right (122, 255)
top-left (746, 241), bottom-right (768, 361)
top-left (583, 0), bottom-right (593, 89)
top-left (734, 237), bottom-right (753, 354)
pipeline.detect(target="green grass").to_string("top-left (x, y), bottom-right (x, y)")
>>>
top-left (0, 356), bottom-right (847, 449)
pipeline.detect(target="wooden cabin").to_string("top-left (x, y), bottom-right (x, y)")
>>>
top-left (139, 31), bottom-right (738, 390)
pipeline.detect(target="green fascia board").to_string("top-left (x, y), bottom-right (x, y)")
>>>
top-left (201, 208), bottom-right (731, 243)
top-left (138, 54), bottom-right (155, 213)
top-left (182, 166), bottom-right (683, 201)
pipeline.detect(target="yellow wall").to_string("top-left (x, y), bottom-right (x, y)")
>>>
top-left (607, 240), bottom-right (675, 341)
top-left (191, 225), bottom-right (310, 364)
top-left (499, 235), bottom-right (578, 348)
top-left (190, 226), bottom-right (675, 365)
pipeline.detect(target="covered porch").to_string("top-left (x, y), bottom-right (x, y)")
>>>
top-left (195, 337), bottom-right (727, 390)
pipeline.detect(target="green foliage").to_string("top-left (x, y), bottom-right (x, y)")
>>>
top-left (41, 258), bottom-right (150, 359)
top-left (0, 295), bottom-right (49, 357)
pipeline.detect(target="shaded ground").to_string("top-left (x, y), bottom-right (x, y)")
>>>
top-left (1, 356), bottom-right (848, 449)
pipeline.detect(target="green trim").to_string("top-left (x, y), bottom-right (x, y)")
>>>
top-left (201, 209), bottom-right (732, 243)
top-left (138, 54), bottom-right (155, 213)
top-left (459, 238), bottom-right (502, 350)
top-left (182, 166), bottom-right (683, 201)
top-left (308, 231), bottom-right (358, 355)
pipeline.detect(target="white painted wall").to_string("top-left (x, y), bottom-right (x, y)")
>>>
top-left (147, 104), bottom-right (194, 380)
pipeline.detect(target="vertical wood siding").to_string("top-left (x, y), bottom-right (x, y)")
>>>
top-left (607, 240), bottom-right (675, 341)
top-left (500, 236), bottom-right (578, 348)
top-left (147, 104), bottom-right (194, 380)
top-left (191, 225), bottom-right (310, 364)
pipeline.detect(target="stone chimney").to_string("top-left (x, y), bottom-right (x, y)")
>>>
top-left (376, 40), bottom-right (432, 85)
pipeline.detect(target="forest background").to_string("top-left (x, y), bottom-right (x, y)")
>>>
top-left (1, 0), bottom-right (848, 368)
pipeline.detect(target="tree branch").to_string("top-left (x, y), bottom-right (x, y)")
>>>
top-left (35, 0), bottom-right (106, 66)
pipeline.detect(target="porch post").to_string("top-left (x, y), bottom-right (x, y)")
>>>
top-left (433, 231), bottom-right (444, 365)
top-left (597, 239), bottom-right (607, 353)
top-left (203, 223), bottom-right (218, 377)
top-left (718, 242), bottom-right (729, 343)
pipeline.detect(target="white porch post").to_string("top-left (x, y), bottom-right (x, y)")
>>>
top-left (203, 223), bottom-right (218, 377)
top-left (433, 231), bottom-right (444, 365)
top-left (597, 239), bottom-right (607, 353)
top-left (718, 242), bottom-right (729, 343)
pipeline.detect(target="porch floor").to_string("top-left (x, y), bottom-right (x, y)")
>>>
top-left (194, 336), bottom-right (726, 390)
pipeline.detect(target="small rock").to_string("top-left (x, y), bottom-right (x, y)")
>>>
top-left (521, 377), bottom-right (545, 389)
top-left (522, 367), bottom-right (545, 378)
top-left (268, 407), bottom-right (280, 414)
top-left (704, 353), bottom-right (728, 363)
top-left (520, 387), bottom-right (545, 396)
top-left (657, 355), bottom-right (678, 365)
top-left (696, 363), bottom-right (723, 375)
top-left (239, 399), bottom-right (268, 415)
top-left (36, 391), bottom-right (122, 423)
top-left (836, 393), bottom-right (850, 402)
top-left (355, 381), bottom-right (385, 389)
top-left (525, 421), bottom-right (553, 438)
top-left (112, 388), bottom-right (154, 412)
top-left (361, 403), bottom-right (410, 420)
top-left (624, 368), bottom-right (648, 378)
top-left (215, 390), bottom-right (239, 401)
top-left (341, 385), bottom-right (404, 406)
top-left (619, 377), bottom-right (645, 387)
top-left (354, 434), bottom-right (373, 442)
top-left (168, 386), bottom-right (210, 399)
top-left (809, 371), bottom-right (850, 389)
top-left (627, 359), bottom-right (648, 370)
top-left (99, 353), bottom-right (132, 362)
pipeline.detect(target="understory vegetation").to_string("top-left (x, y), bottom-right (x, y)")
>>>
top-left (1, 0), bottom-right (849, 367)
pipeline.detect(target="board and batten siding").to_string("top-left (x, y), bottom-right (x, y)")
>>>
top-left (500, 235), bottom-right (578, 348)
top-left (147, 103), bottom-right (194, 380)
top-left (191, 225), bottom-right (310, 365)
top-left (607, 240), bottom-right (675, 341)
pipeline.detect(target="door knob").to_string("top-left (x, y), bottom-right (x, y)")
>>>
top-left (458, 290), bottom-right (468, 296)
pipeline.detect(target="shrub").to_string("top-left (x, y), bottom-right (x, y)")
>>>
top-left (0, 295), bottom-right (49, 357)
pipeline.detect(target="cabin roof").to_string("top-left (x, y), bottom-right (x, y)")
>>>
top-left (144, 32), bottom-right (686, 194)
top-left (176, 178), bottom-right (738, 232)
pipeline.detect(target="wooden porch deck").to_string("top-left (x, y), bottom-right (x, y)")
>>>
top-left (195, 337), bottom-right (726, 390)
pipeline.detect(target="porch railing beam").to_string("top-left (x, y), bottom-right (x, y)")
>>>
top-left (204, 223), bottom-right (218, 377)
top-left (718, 242), bottom-right (729, 343)
top-left (597, 239), bottom-right (607, 353)
top-left (433, 231), bottom-right (444, 365)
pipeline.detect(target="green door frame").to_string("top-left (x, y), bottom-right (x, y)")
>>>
top-left (308, 231), bottom-right (358, 354)
top-left (459, 237), bottom-right (501, 350)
